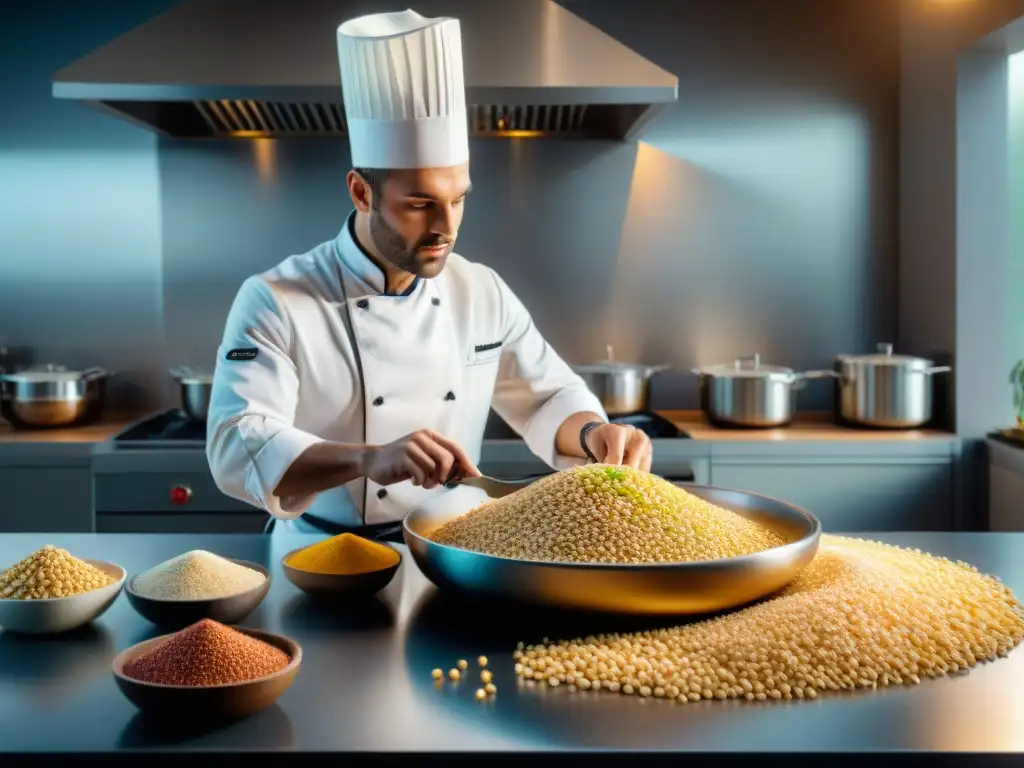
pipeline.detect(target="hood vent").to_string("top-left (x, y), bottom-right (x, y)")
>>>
top-left (53, 0), bottom-right (677, 142)
top-left (190, 100), bottom-right (589, 139)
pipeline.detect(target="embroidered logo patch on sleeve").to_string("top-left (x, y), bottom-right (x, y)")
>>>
top-left (226, 347), bottom-right (259, 361)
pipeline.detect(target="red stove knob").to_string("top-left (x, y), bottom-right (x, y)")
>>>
top-left (170, 485), bottom-right (193, 505)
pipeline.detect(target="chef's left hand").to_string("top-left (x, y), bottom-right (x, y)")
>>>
top-left (585, 423), bottom-right (652, 472)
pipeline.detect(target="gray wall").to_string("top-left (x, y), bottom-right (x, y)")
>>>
top-left (1010, 52), bottom-right (1024, 395)
top-left (0, 0), bottom-right (177, 411)
top-left (899, 0), bottom-right (1024, 436)
top-left (2, 0), bottom-right (900, 414)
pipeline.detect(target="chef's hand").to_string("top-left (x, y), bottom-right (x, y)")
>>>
top-left (585, 423), bottom-right (652, 472)
top-left (361, 429), bottom-right (481, 490)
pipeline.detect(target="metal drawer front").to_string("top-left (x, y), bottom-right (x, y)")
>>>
top-left (96, 513), bottom-right (268, 534)
top-left (93, 472), bottom-right (258, 514)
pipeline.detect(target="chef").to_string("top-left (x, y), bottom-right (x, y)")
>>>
top-left (206, 8), bottom-right (654, 539)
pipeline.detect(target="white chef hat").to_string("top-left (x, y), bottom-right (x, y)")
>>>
top-left (337, 9), bottom-right (469, 170)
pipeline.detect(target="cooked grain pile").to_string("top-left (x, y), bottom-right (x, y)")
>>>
top-left (513, 535), bottom-right (1024, 701)
top-left (0, 545), bottom-right (116, 599)
top-left (429, 464), bottom-right (786, 563)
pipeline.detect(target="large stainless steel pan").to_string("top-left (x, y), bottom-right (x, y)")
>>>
top-left (402, 484), bottom-right (821, 615)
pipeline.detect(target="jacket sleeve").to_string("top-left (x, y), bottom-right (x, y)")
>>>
top-left (206, 276), bottom-right (327, 520)
top-left (486, 269), bottom-right (608, 470)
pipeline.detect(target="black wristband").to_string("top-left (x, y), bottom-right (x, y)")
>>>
top-left (580, 421), bottom-right (603, 462)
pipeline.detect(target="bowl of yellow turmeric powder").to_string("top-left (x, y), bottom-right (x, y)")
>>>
top-left (281, 534), bottom-right (402, 597)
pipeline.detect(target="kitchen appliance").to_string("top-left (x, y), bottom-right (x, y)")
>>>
top-left (813, 343), bottom-right (952, 429)
top-left (0, 364), bottom-right (113, 429)
top-left (694, 353), bottom-right (823, 429)
top-left (403, 484), bottom-right (821, 615)
top-left (52, 0), bottom-right (677, 142)
top-left (111, 408), bottom-right (206, 448)
top-left (169, 366), bottom-right (212, 422)
top-left (92, 409), bottom-right (266, 534)
top-left (572, 345), bottom-right (670, 416)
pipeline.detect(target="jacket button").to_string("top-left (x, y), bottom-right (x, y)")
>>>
top-left (431, 297), bottom-right (440, 306)
top-left (373, 396), bottom-right (384, 406)
top-left (377, 488), bottom-right (387, 499)
top-left (357, 298), bottom-right (369, 309)
top-left (445, 391), bottom-right (456, 401)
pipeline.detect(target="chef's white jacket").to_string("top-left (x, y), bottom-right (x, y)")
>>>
top-left (206, 212), bottom-right (606, 530)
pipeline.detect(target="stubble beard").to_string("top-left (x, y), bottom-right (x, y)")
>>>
top-left (368, 208), bottom-right (452, 277)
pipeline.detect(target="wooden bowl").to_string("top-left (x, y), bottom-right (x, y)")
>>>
top-left (0, 560), bottom-right (125, 635)
top-left (125, 559), bottom-right (270, 629)
top-left (112, 626), bottom-right (301, 721)
top-left (281, 544), bottom-right (401, 598)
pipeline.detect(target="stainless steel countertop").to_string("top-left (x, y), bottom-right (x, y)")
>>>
top-left (0, 532), bottom-right (1022, 757)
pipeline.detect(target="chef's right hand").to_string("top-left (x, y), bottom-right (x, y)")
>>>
top-left (361, 429), bottom-right (481, 490)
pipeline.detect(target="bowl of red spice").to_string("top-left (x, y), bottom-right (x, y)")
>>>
top-left (111, 618), bottom-right (301, 721)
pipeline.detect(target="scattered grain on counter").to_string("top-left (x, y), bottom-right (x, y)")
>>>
top-left (132, 550), bottom-right (265, 600)
top-left (429, 464), bottom-right (786, 564)
top-left (475, 688), bottom-right (486, 701)
top-left (478, 656), bottom-right (488, 667)
top-left (449, 668), bottom-right (461, 681)
top-left (0, 545), bottom-right (115, 599)
top-left (432, 668), bottom-right (443, 680)
top-left (285, 533), bottom-right (398, 575)
top-left (122, 619), bottom-right (290, 686)
top-left (457, 659), bottom-right (468, 670)
top-left (514, 535), bottom-right (1024, 703)
top-left (481, 670), bottom-right (493, 684)
top-left (485, 683), bottom-right (497, 695)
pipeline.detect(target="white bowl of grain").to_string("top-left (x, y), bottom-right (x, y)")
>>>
top-left (0, 545), bottom-right (126, 635)
top-left (125, 550), bottom-right (270, 629)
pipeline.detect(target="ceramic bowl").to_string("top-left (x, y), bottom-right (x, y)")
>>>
top-left (0, 560), bottom-right (125, 635)
top-left (281, 544), bottom-right (401, 598)
top-left (112, 626), bottom-right (301, 721)
top-left (125, 559), bottom-right (270, 629)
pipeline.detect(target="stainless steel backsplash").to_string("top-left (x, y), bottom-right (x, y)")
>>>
top-left (0, 0), bottom-right (899, 414)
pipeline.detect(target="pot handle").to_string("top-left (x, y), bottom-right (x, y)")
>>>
top-left (83, 367), bottom-right (113, 381)
top-left (169, 366), bottom-right (193, 380)
top-left (644, 364), bottom-right (671, 375)
top-left (800, 369), bottom-right (840, 380)
top-left (921, 366), bottom-right (951, 375)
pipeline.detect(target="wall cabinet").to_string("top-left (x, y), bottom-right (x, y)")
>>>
top-left (710, 459), bottom-right (955, 532)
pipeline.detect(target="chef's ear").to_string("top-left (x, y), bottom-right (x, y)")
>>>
top-left (346, 169), bottom-right (374, 213)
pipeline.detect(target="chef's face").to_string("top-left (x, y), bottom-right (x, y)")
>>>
top-left (349, 163), bottom-right (472, 278)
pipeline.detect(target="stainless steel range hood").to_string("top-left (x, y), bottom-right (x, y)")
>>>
top-left (52, 0), bottom-right (677, 141)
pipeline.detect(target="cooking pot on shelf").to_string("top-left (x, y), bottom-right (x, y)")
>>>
top-left (0, 364), bottom-right (113, 429)
top-left (571, 345), bottom-right (669, 416)
top-left (694, 353), bottom-right (825, 428)
top-left (808, 342), bottom-right (952, 429)
top-left (169, 367), bottom-right (212, 422)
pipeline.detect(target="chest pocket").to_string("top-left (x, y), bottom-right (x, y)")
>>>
top-left (456, 339), bottom-right (504, 459)
top-left (468, 340), bottom-right (503, 366)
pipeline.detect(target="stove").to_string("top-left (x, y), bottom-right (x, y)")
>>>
top-left (608, 412), bottom-right (691, 439)
top-left (112, 409), bottom-right (206, 448)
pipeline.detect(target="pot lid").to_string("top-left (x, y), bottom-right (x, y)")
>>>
top-left (837, 342), bottom-right (932, 365)
top-left (170, 366), bottom-right (213, 383)
top-left (572, 345), bottom-right (667, 375)
top-left (0, 364), bottom-right (105, 382)
top-left (695, 354), bottom-right (794, 377)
